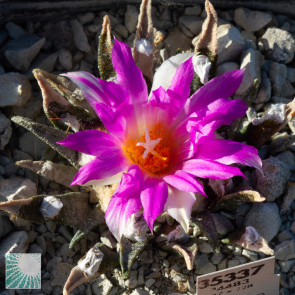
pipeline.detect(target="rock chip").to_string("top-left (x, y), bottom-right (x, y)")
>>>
top-left (0, 112), bottom-right (12, 150)
top-left (212, 213), bottom-right (234, 236)
top-left (269, 62), bottom-right (287, 96)
top-left (244, 202), bottom-right (281, 241)
top-left (164, 28), bottom-right (192, 58)
top-left (241, 30), bottom-right (257, 49)
top-left (0, 73), bottom-right (31, 107)
top-left (0, 177), bottom-right (37, 202)
top-left (91, 275), bottom-right (113, 295)
top-left (287, 67), bottom-right (295, 83)
top-left (0, 215), bottom-right (14, 239)
top-left (276, 151), bottom-right (295, 171)
top-left (4, 35), bottom-right (46, 71)
top-left (125, 5), bottom-right (139, 34)
top-left (0, 231), bottom-right (30, 276)
top-left (179, 16), bottom-right (203, 37)
top-left (234, 8), bottom-right (272, 32)
top-left (217, 24), bottom-right (245, 64)
top-left (281, 182), bottom-right (295, 213)
top-left (217, 62), bottom-right (239, 76)
top-left (58, 49), bottom-right (73, 71)
top-left (71, 19), bottom-right (91, 53)
top-left (50, 262), bottom-right (73, 287)
top-left (28, 53), bottom-right (58, 76)
top-left (256, 157), bottom-right (290, 201)
top-left (275, 240), bottom-right (295, 260)
top-left (260, 28), bottom-right (295, 64)
top-left (254, 71), bottom-right (271, 104)
top-left (5, 22), bottom-right (28, 39)
top-left (280, 80), bottom-right (295, 97)
top-left (236, 49), bottom-right (262, 95)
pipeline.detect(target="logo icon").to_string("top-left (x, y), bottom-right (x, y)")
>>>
top-left (5, 253), bottom-right (41, 289)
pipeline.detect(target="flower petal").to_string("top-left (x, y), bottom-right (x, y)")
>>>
top-left (184, 69), bottom-right (245, 117)
top-left (105, 165), bottom-right (144, 240)
top-left (182, 159), bottom-right (245, 179)
top-left (58, 130), bottom-right (120, 157)
top-left (112, 38), bottom-right (148, 104)
top-left (140, 178), bottom-right (168, 232)
top-left (195, 139), bottom-right (262, 172)
top-left (163, 170), bottom-right (206, 195)
top-left (164, 188), bottom-right (196, 232)
top-left (71, 153), bottom-right (127, 185)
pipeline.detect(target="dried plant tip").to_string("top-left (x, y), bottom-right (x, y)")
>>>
top-left (167, 225), bottom-right (190, 244)
top-left (98, 15), bottom-right (115, 80)
top-left (170, 243), bottom-right (198, 270)
top-left (40, 196), bottom-right (63, 219)
top-left (132, 0), bottom-right (154, 84)
top-left (77, 246), bottom-right (104, 277)
top-left (195, 0), bottom-right (218, 56)
top-left (234, 226), bottom-right (274, 255)
top-left (192, 55), bottom-right (211, 84)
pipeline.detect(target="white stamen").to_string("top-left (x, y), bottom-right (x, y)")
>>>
top-left (136, 128), bottom-right (162, 159)
top-left (192, 55), bottom-right (211, 84)
top-left (135, 39), bottom-right (153, 56)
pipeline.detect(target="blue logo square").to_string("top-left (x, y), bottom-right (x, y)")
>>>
top-left (5, 253), bottom-right (41, 289)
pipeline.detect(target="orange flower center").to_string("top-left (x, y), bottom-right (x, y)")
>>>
top-left (123, 123), bottom-right (171, 175)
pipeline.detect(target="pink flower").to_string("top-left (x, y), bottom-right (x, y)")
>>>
top-left (58, 39), bottom-right (262, 240)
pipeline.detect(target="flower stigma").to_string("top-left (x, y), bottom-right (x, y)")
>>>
top-left (123, 123), bottom-right (171, 175)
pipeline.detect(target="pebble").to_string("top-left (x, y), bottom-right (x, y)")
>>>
top-left (145, 278), bottom-right (156, 288)
top-left (217, 24), bottom-right (245, 64)
top-left (244, 202), bottom-right (281, 241)
top-left (212, 213), bottom-right (234, 236)
top-left (281, 182), bottom-right (295, 213)
top-left (195, 254), bottom-right (216, 274)
top-left (184, 5), bottom-right (201, 16)
top-left (198, 239), bottom-right (214, 254)
top-left (41, 280), bottom-right (53, 295)
top-left (4, 35), bottom-right (46, 71)
top-left (256, 157), bottom-right (290, 202)
top-left (28, 53), bottom-right (57, 76)
top-left (131, 289), bottom-right (150, 295)
top-left (254, 71), bottom-right (271, 104)
top-left (241, 30), bottom-right (257, 49)
top-left (57, 226), bottom-right (73, 242)
top-left (164, 28), bottom-right (191, 57)
top-left (211, 252), bottom-right (224, 265)
top-left (50, 262), bottom-right (73, 287)
top-left (179, 16), bottom-right (203, 37)
top-left (276, 151), bottom-right (295, 171)
top-left (275, 240), bottom-right (295, 260)
top-left (114, 24), bottom-right (129, 39)
top-left (217, 62), bottom-right (239, 76)
top-left (71, 19), bottom-right (91, 53)
top-left (0, 112), bottom-right (12, 150)
top-left (0, 72), bottom-right (31, 107)
top-left (242, 249), bottom-right (258, 261)
top-left (287, 67), bottom-right (295, 83)
top-left (234, 8), bottom-right (272, 32)
top-left (5, 22), bottom-right (28, 39)
top-left (0, 231), bottom-right (30, 276)
top-left (58, 49), bottom-right (73, 71)
top-left (125, 5), bottom-right (139, 34)
top-left (269, 62), bottom-right (287, 96)
top-left (46, 256), bottom-right (62, 272)
top-left (259, 27), bottom-right (295, 64)
top-left (91, 275), bottom-right (113, 295)
top-left (270, 132), bottom-right (291, 155)
top-left (0, 215), bottom-right (14, 239)
top-left (0, 176), bottom-right (37, 202)
top-left (78, 12), bottom-right (95, 24)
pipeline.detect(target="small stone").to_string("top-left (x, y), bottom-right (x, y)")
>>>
top-left (254, 71), bottom-right (271, 104)
top-left (234, 8), bottom-right (272, 32)
top-left (195, 254), bottom-right (216, 274)
top-left (164, 28), bottom-right (191, 57)
top-left (0, 177), bottom-right (37, 202)
top-left (46, 238), bottom-right (56, 257)
top-left (269, 62), bottom-right (287, 96)
top-left (217, 62), bottom-right (239, 76)
top-left (244, 203), bottom-right (281, 241)
top-left (51, 262), bottom-right (73, 287)
top-left (279, 260), bottom-right (295, 273)
top-left (0, 112), bottom-right (12, 150)
top-left (217, 24), bottom-right (245, 64)
top-left (28, 53), bottom-right (58, 76)
top-left (278, 230), bottom-right (294, 242)
top-left (0, 231), bottom-right (30, 276)
top-left (57, 243), bottom-right (75, 258)
top-left (242, 249), bottom-right (258, 261)
top-left (36, 236), bottom-right (46, 254)
top-left (28, 243), bottom-right (43, 254)
top-left (236, 49), bottom-right (262, 95)
top-left (131, 289), bottom-right (150, 295)
top-left (78, 12), bottom-right (95, 24)
top-left (281, 80), bottom-right (295, 97)
top-left (37, 224), bottom-right (47, 234)
top-left (125, 5), bottom-right (139, 34)
top-left (41, 280), bottom-right (53, 295)
top-left (46, 221), bottom-right (56, 233)
top-left (101, 231), bottom-right (117, 249)
top-left (227, 259), bottom-right (240, 268)
top-left (218, 259), bottom-right (227, 270)
top-left (281, 182), bottom-right (295, 213)
top-left (91, 275), bottom-right (113, 295)
top-left (270, 132), bottom-right (291, 155)
top-left (71, 19), bottom-right (91, 53)
top-left (184, 5), bottom-right (201, 16)
top-left (58, 49), bottom-right (73, 71)
top-left (198, 240), bottom-right (214, 254)
top-left (5, 22), bottom-right (28, 39)
top-left (179, 16), bottom-right (203, 37)
top-left (211, 252), bottom-right (224, 265)
top-left (4, 35), bottom-right (46, 71)
top-left (287, 67), bottom-right (295, 83)
top-left (275, 240), bottom-right (295, 260)
top-left (114, 24), bottom-right (129, 39)
top-left (0, 72), bottom-right (31, 107)
top-left (276, 151), bottom-right (295, 171)
top-left (260, 27), bottom-right (295, 64)
top-left (0, 215), bottom-right (14, 239)
top-left (57, 226), bottom-right (73, 242)
top-left (271, 96), bottom-right (291, 104)
top-left (145, 278), bottom-right (155, 288)
top-left (212, 213), bottom-right (234, 236)
top-left (126, 274), bottom-right (138, 289)
top-left (256, 157), bottom-right (290, 202)
top-left (46, 256), bottom-right (62, 272)
top-left (241, 30), bottom-right (257, 49)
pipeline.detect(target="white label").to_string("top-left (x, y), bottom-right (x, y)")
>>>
top-left (196, 256), bottom-right (280, 295)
